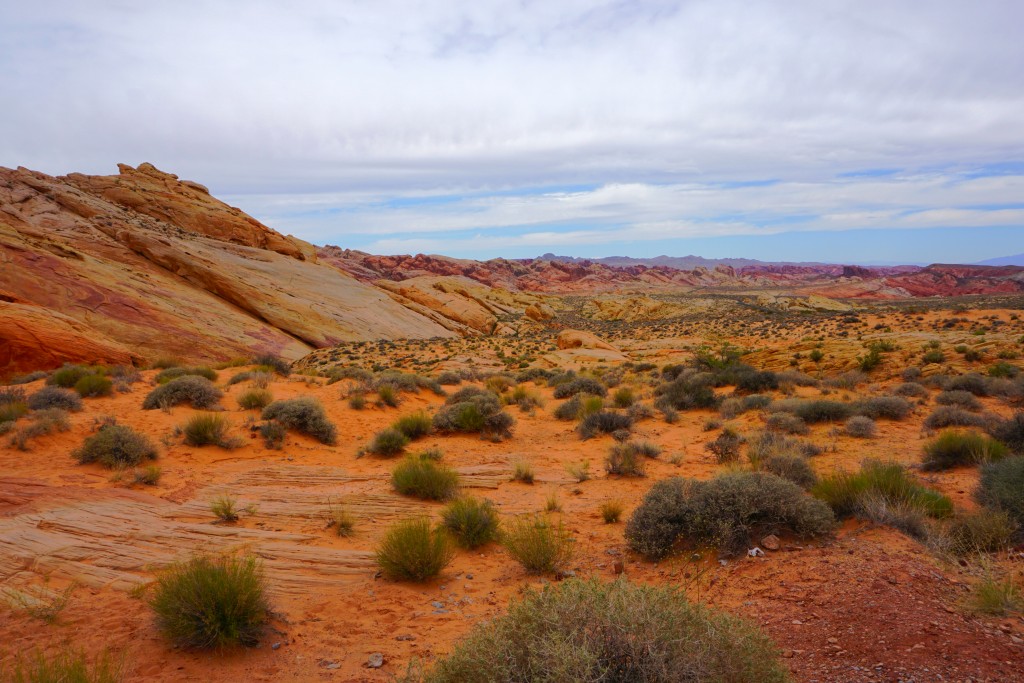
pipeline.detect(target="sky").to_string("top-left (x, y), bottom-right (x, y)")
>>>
top-left (1, 1), bottom-right (1022, 265)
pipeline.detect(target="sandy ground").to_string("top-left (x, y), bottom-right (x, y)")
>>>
top-left (1, 342), bottom-right (1023, 682)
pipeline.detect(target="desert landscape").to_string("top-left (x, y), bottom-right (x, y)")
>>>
top-left (1, 164), bottom-right (1023, 681)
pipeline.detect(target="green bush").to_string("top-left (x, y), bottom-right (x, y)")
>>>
top-left (922, 350), bottom-right (946, 364)
top-left (4, 648), bottom-right (123, 683)
top-left (441, 497), bottom-right (499, 549)
top-left (922, 430), bottom-right (1008, 470)
top-left (375, 518), bottom-right (454, 581)
top-left (600, 500), bottom-right (625, 523)
top-left (142, 376), bottom-right (222, 410)
top-left (74, 374), bottom-right (113, 398)
top-left (261, 397), bottom-right (337, 444)
top-left (27, 386), bottom-right (83, 412)
top-left (770, 399), bottom-right (852, 423)
top-left (47, 365), bottom-right (95, 388)
top-left (251, 354), bottom-right (291, 376)
top-left (149, 554), bottom-right (269, 648)
top-left (236, 388), bottom-right (273, 410)
top-left (370, 427), bottom-right (410, 456)
top-left (392, 455), bottom-right (460, 500)
top-left (258, 420), bottom-right (286, 449)
top-left (433, 392), bottom-right (514, 439)
top-left (425, 578), bottom-right (790, 683)
top-left (182, 413), bottom-right (240, 449)
top-left (853, 396), bottom-right (911, 420)
top-left (501, 515), bottom-right (574, 574)
top-left (392, 411), bottom-right (433, 440)
top-left (813, 460), bottom-right (953, 519)
top-left (0, 401), bottom-right (28, 424)
top-left (74, 425), bottom-right (157, 468)
top-left (653, 373), bottom-right (719, 411)
top-left (978, 456), bottom-right (1024, 526)
top-left (155, 366), bottom-right (218, 384)
top-left (626, 472), bottom-right (834, 559)
top-left (612, 387), bottom-right (636, 408)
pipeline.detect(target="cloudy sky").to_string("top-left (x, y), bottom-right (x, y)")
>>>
top-left (2, 1), bottom-right (1022, 264)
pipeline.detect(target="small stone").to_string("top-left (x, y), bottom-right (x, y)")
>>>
top-left (827, 637), bottom-right (839, 645)
top-left (613, 559), bottom-right (625, 575)
top-left (747, 547), bottom-right (764, 557)
top-left (782, 650), bottom-right (795, 658)
top-left (761, 534), bottom-right (780, 551)
top-left (367, 653), bottom-right (384, 668)
top-left (396, 634), bottom-right (416, 641)
top-left (431, 601), bottom-right (444, 609)
top-left (271, 642), bottom-right (281, 650)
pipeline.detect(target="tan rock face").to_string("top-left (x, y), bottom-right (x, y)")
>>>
top-left (0, 164), bottom-right (456, 376)
top-left (556, 329), bottom-right (619, 352)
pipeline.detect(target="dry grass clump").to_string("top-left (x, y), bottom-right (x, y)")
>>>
top-left (978, 456), bottom-right (1024, 527)
top-left (763, 454), bottom-right (818, 490)
top-left (936, 390), bottom-right (982, 411)
top-left (182, 414), bottom-right (242, 449)
top-left (705, 427), bottom-right (744, 463)
top-left (47, 365), bottom-right (100, 389)
top-left (74, 424), bottom-right (157, 469)
top-left (922, 430), bottom-right (1007, 470)
top-left (501, 515), bottom-right (574, 574)
top-left (511, 460), bottom-right (535, 484)
top-left (392, 411), bottom-right (433, 440)
top-left (764, 412), bottom-right (808, 435)
top-left (989, 412), bottom-right (1024, 454)
top-left (142, 376), bottom-right (222, 410)
top-left (8, 408), bottom-right (72, 450)
top-left (600, 500), bottom-right (625, 523)
top-left (251, 354), bottom-right (291, 376)
top-left (553, 377), bottom-right (607, 399)
top-left (369, 427), bottom-right (410, 456)
top-left (425, 578), bottom-right (790, 683)
top-left (441, 497), bottom-right (500, 549)
top-left (626, 472), bottom-right (835, 559)
top-left (236, 388), bottom-right (273, 410)
top-left (923, 405), bottom-right (989, 430)
top-left (769, 398), bottom-right (852, 424)
top-left (844, 415), bottom-right (876, 438)
top-left (577, 410), bottom-right (633, 439)
top-left (375, 518), bottom-right (454, 582)
top-left (154, 366), bottom-right (218, 384)
top-left (73, 374), bottom-right (113, 398)
top-left (261, 397), bottom-right (337, 444)
top-left (149, 554), bottom-right (269, 648)
top-left (605, 442), bottom-right (648, 477)
top-left (853, 396), bottom-right (912, 420)
top-left (27, 386), bottom-right (83, 412)
top-left (3, 648), bottom-right (124, 683)
top-left (933, 509), bottom-right (1017, 556)
top-left (391, 455), bottom-right (460, 500)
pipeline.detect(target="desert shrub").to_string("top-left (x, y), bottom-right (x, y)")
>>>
top-left (433, 392), bottom-right (514, 439)
top-left (978, 456), bottom-right (1024, 526)
top-left (937, 510), bottom-right (1018, 556)
top-left (74, 374), bottom-right (113, 398)
top-left (151, 357), bottom-right (181, 370)
top-left (47, 365), bottom-right (95, 388)
top-left (946, 373), bottom-right (989, 396)
top-left (261, 397), bottom-right (337, 444)
top-left (445, 386), bottom-right (490, 404)
top-left (426, 578), bottom-right (789, 683)
top-left (845, 415), bottom-right (877, 438)
top-left (577, 411), bottom-right (632, 440)
top-left (764, 454), bottom-right (817, 489)
top-left (149, 554), bottom-right (269, 648)
top-left (8, 370), bottom-right (49, 385)
top-left (251, 354), bottom-right (291, 376)
top-left (894, 382), bottom-right (928, 397)
top-left (516, 367), bottom-right (554, 383)
top-left (155, 366), bottom-right (218, 384)
top-left (600, 500), bottom-right (625, 523)
top-left (74, 425), bottom-right (157, 468)
top-left (484, 374), bottom-right (514, 394)
top-left (566, 460), bottom-right (591, 482)
top-left (4, 648), bottom-right (124, 683)
top-left (824, 370), bottom-right (868, 391)
top-left (705, 428), bottom-right (744, 463)
top-left (857, 492), bottom-right (930, 539)
top-left (853, 396), bottom-right (911, 420)
top-left (922, 349), bottom-right (945, 364)
top-left (436, 371), bottom-right (463, 385)
top-left (374, 371), bottom-right (444, 396)
top-left (392, 411), bottom-right (433, 440)
top-left (553, 377), bottom-right (608, 399)
top-left (226, 371), bottom-right (254, 386)
top-left (392, 455), bottom-right (460, 500)
top-left (654, 373), bottom-right (718, 411)
top-left (747, 431), bottom-right (820, 463)
top-left (182, 414), bottom-right (240, 449)
top-left (501, 515), bottom-right (574, 574)
top-left (27, 386), bottom-right (83, 412)
top-left (142, 376), bottom-right (222, 410)
top-left (625, 472), bottom-right (834, 559)
top-left (936, 390), bottom-right (981, 410)
top-left (0, 386), bottom-right (27, 406)
top-left (922, 430), bottom-right (1008, 470)
top-left (968, 573), bottom-right (1022, 616)
top-left (210, 495), bottom-right (242, 522)
top-left (924, 405), bottom-right (989, 430)
top-left (733, 370), bottom-right (778, 393)
top-left (8, 409), bottom-right (72, 450)
top-left (236, 388), bottom-right (272, 410)
top-left (511, 460), bottom-right (535, 484)
top-left (612, 386), bottom-right (636, 408)
top-left (134, 464), bottom-right (162, 486)
top-left (813, 460), bottom-right (953, 519)
top-left (375, 518), bottom-right (454, 581)
top-left (718, 397), bottom-right (745, 420)
top-left (327, 503), bottom-right (355, 537)
top-left (605, 442), bottom-right (647, 477)
top-left (370, 427), bottom-right (410, 456)
top-left (989, 412), bottom-right (1024, 454)
top-left (989, 361), bottom-right (1020, 378)
top-left (776, 370), bottom-right (818, 387)
top-left (348, 392), bottom-right (367, 410)
top-left (553, 394), bottom-right (585, 420)
top-left (0, 401), bottom-right (28, 424)
top-left (441, 497), bottom-right (499, 549)
top-left (377, 384), bottom-right (400, 407)
top-left (765, 412), bottom-right (808, 435)
top-left (258, 421), bottom-right (286, 449)
top-left (770, 398), bottom-right (852, 423)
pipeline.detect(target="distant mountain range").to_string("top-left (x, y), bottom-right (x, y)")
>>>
top-left (538, 253), bottom-right (886, 270)
top-left (977, 253), bottom-right (1024, 267)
